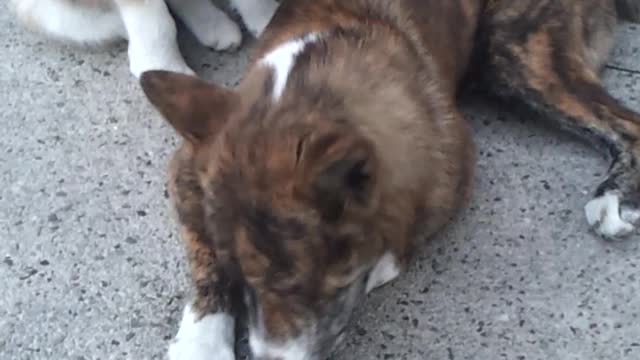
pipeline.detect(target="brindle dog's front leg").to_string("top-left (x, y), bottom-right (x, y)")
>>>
top-left (480, 0), bottom-right (640, 239)
top-left (167, 146), bottom-right (237, 360)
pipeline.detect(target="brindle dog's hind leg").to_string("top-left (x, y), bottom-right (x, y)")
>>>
top-left (478, 0), bottom-right (640, 239)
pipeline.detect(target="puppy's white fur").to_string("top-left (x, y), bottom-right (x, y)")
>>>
top-left (10, 0), bottom-right (280, 77)
top-left (11, 0), bottom-right (125, 43)
top-left (166, 0), bottom-right (242, 51)
top-left (115, 0), bottom-right (193, 77)
top-left (169, 303), bottom-right (236, 360)
top-left (232, 0), bottom-right (280, 36)
top-left (585, 191), bottom-right (636, 238)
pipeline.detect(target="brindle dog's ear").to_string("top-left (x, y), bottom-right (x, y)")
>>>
top-left (140, 70), bottom-right (240, 144)
top-left (305, 135), bottom-right (377, 222)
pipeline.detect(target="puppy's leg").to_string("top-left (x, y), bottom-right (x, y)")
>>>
top-left (10, 0), bottom-right (125, 43)
top-left (166, 0), bottom-right (242, 50)
top-left (168, 227), bottom-right (236, 360)
top-left (482, 1), bottom-right (640, 239)
top-left (230, 0), bottom-right (279, 36)
top-left (114, 0), bottom-right (193, 77)
top-left (166, 148), bottom-right (236, 360)
top-left (169, 302), bottom-right (235, 360)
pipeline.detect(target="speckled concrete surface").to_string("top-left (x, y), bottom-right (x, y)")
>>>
top-left (1, 6), bottom-right (639, 360)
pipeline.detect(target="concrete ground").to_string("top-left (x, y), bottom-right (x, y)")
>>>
top-left (1, 5), bottom-right (640, 360)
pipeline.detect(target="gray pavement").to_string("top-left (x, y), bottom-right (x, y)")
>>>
top-left (1, 7), bottom-right (640, 360)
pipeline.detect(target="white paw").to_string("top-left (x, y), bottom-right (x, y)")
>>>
top-left (621, 205), bottom-right (640, 224)
top-left (198, 16), bottom-right (242, 51)
top-left (11, 0), bottom-right (49, 29)
top-left (128, 45), bottom-right (194, 78)
top-left (585, 192), bottom-right (635, 239)
top-left (117, 0), bottom-right (194, 77)
top-left (237, 0), bottom-right (279, 36)
top-left (166, 0), bottom-right (242, 51)
top-left (169, 337), bottom-right (235, 360)
top-left (10, 0), bottom-right (34, 23)
top-left (168, 304), bottom-right (236, 360)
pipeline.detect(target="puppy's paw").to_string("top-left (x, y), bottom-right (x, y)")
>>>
top-left (168, 303), bottom-right (236, 360)
top-left (240, 0), bottom-right (279, 37)
top-left (128, 43), bottom-right (194, 78)
top-left (621, 205), bottom-right (640, 224)
top-left (128, 53), bottom-right (194, 78)
top-left (10, 0), bottom-right (33, 24)
top-left (167, 0), bottom-right (242, 51)
top-left (11, 0), bottom-right (51, 30)
top-left (168, 337), bottom-right (235, 360)
top-left (585, 191), bottom-right (636, 239)
top-left (121, 0), bottom-right (194, 78)
top-left (196, 16), bottom-right (242, 51)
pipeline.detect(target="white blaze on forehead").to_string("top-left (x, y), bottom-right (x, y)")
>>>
top-left (366, 252), bottom-right (400, 293)
top-left (249, 333), bottom-right (312, 360)
top-left (259, 33), bottom-right (322, 101)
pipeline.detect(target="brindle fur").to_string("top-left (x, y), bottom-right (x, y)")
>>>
top-left (478, 0), bottom-right (640, 223)
top-left (141, 0), bottom-right (640, 358)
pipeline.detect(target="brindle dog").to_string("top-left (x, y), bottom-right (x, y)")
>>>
top-left (140, 0), bottom-right (640, 359)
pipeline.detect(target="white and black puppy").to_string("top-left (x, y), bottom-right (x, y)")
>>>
top-left (9, 0), bottom-right (279, 77)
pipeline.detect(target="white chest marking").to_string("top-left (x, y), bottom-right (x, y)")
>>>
top-left (366, 252), bottom-right (400, 293)
top-left (259, 33), bottom-right (321, 101)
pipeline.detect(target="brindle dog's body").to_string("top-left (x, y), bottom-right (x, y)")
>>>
top-left (140, 0), bottom-right (640, 359)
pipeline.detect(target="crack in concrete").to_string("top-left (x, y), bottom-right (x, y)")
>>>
top-left (606, 64), bottom-right (640, 75)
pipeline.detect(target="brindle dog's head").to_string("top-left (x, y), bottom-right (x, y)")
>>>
top-left (141, 70), bottom-right (386, 359)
